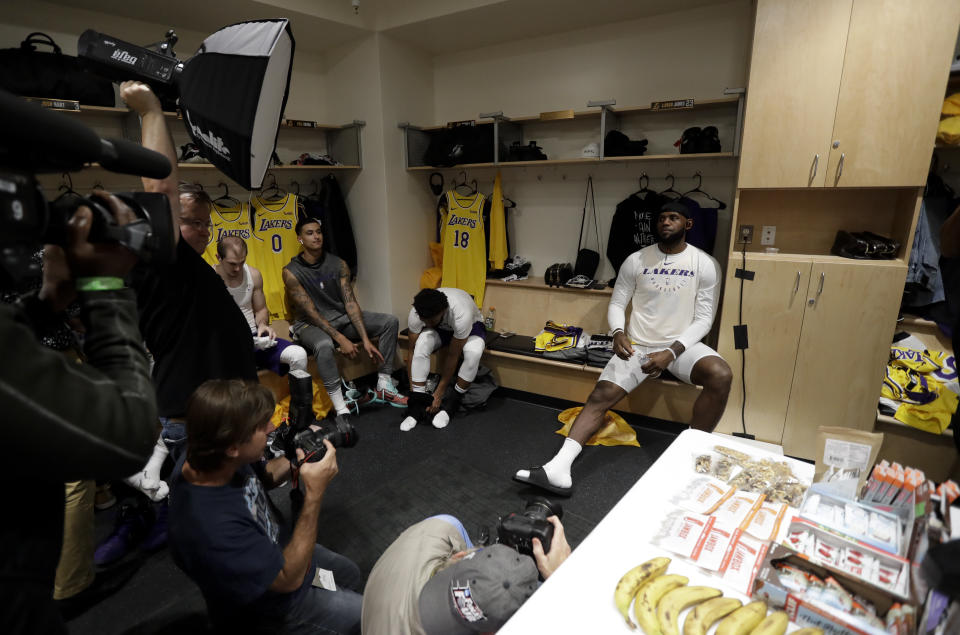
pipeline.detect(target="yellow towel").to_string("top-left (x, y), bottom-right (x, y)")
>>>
top-left (937, 116), bottom-right (960, 145)
top-left (943, 93), bottom-right (960, 116)
top-left (420, 241), bottom-right (443, 289)
top-left (488, 171), bottom-right (508, 270)
top-left (271, 377), bottom-right (334, 427)
top-left (554, 407), bottom-right (641, 447)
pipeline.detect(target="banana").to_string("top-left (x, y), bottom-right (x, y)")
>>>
top-left (656, 585), bottom-right (723, 635)
top-left (683, 597), bottom-right (743, 635)
top-left (748, 611), bottom-right (789, 635)
top-left (790, 629), bottom-right (824, 635)
top-left (634, 574), bottom-right (689, 635)
top-left (614, 557), bottom-right (671, 629)
top-left (716, 601), bottom-right (768, 635)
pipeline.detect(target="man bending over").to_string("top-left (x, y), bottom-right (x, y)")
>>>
top-left (402, 288), bottom-right (486, 431)
top-left (515, 200), bottom-right (732, 496)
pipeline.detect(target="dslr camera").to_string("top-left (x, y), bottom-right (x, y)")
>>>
top-left (276, 369), bottom-right (358, 464)
top-left (497, 496), bottom-right (563, 556)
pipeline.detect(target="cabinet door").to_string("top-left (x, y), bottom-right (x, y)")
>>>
top-left (715, 255), bottom-right (811, 444)
top-left (781, 260), bottom-right (907, 459)
top-left (826, 0), bottom-right (960, 187)
top-left (738, 0), bottom-right (853, 189)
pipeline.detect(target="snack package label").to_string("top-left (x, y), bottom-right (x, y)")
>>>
top-left (823, 439), bottom-right (873, 472)
top-left (695, 525), bottom-right (737, 571)
top-left (745, 500), bottom-right (788, 541)
top-left (656, 511), bottom-right (716, 559)
top-left (713, 491), bottom-right (764, 530)
top-left (720, 532), bottom-right (769, 595)
top-left (674, 476), bottom-right (736, 515)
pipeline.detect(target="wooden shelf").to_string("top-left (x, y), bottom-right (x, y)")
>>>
top-left (54, 103), bottom-right (350, 130)
top-left (416, 97), bottom-right (740, 130)
top-left (407, 152), bottom-right (735, 171)
top-left (487, 275), bottom-right (612, 296)
top-left (876, 410), bottom-right (954, 437)
top-left (732, 251), bottom-right (907, 267)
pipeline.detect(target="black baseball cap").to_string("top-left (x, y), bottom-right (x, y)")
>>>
top-left (659, 199), bottom-right (691, 219)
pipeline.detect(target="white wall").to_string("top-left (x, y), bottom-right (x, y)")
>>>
top-left (376, 34), bottom-right (438, 318)
top-left (417, 1), bottom-right (751, 286)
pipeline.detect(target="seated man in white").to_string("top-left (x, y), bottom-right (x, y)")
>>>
top-left (214, 236), bottom-right (308, 375)
top-left (515, 200), bottom-right (732, 496)
top-left (401, 288), bottom-right (487, 431)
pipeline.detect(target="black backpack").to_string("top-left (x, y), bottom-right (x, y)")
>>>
top-left (505, 140), bottom-right (547, 162)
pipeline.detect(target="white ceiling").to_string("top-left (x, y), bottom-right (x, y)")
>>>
top-left (41, 0), bottom-right (726, 55)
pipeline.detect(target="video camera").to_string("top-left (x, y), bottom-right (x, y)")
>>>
top-left (275, 369), bottom-right (358, 464)
top-left (0, 89), bottom-right (176, 286)
top-left (497, 496), bottom-right (564, 556)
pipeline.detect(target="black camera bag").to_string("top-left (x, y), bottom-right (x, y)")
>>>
top-left (423, 122), bottom-right (494, 167)
top-left (0, 33), bottom-right (115, 106)
top-left (505, 140), bottom-right (548, 162)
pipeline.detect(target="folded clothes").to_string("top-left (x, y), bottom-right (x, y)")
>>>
top-left (534, 321), bottom-right (584, 352)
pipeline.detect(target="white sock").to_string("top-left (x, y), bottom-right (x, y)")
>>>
top-left (328, 386), bottom-right (350, 415)
top-left (400, 416), bottom-right (418, 432)
top-left (454, 383), bottom-right (467, 394)
top-left (432, 410), bottom-right (450, 429)
top-left (516, 438), bottom-right (582, 488)
top-left (377, 373), bottom-right (394, 391)
top-left (140, 436), bottom-right (169, 490)
top-left (412, 385), bottom-right (427, 393)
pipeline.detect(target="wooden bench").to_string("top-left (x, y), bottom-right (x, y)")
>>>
top-left (257, 319), bottom-right (387, 402)
top-left (401, 277), bottom-right (702, 422)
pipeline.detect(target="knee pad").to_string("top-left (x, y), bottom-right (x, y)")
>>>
top-left (281, 345), bottom-right (309, 372)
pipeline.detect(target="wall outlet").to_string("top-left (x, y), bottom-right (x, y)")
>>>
top-left (761, 225), bottom-right (776, 246)
top-left (738, 224), bottom-right (754, 244)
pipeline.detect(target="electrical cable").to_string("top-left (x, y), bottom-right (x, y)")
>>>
top-left (739, 243), bottom-right (747, 435)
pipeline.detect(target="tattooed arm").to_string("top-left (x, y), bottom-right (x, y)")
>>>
top-left (339, 261), bottom-right (384, 364)
top-left (282, 268), bottom-right (354, 354)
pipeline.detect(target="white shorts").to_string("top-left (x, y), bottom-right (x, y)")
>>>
top-left (598, 342), bottom-right (723, 392)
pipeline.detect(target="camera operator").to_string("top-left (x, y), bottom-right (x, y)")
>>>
top-left (361, 514), bottom-right (571, 634)
top-left (167, 379), bottom-right (363, 634)
top-left (0, 193), bottom-right (158, 633)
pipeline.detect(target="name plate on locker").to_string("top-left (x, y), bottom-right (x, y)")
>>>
top-left (651, 98), bottom-right (694, 111)
top-left (283, 118), bottom-right (318, 128)
top-left (540, 109), bottom-right (574, 121)
top-left (25, 97), bottom-right (80, 111)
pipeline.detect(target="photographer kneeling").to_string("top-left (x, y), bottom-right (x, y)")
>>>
top-left (362, 513), bottom-right (571, 634)
top-left (167, 379), bottom-right (362, 634)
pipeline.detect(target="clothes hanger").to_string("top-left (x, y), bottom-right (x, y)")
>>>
top-left (658, 174), bottom-right (681, 199)
top-left (259, 172), bottom-right (286, 201)
top-left (52, 172), bottom-right (81, 203)
top-left (631, 172), bottom-right (652, 198)
top-left (681, 171), bottom-right (726, 209)
top-left (213, 182), bottom-right (242, 209)
top-left (502, 196), bottom-right (517, 209)
top-left (453, 170), bottom-right (477, 195)
top-left (290, 180), bottom-right (301, 196)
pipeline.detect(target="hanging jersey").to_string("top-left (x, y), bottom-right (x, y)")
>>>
top-left (440, 190), bottom-right (486, 307)
top-left (249, 195), bottom-right (301, 320)
top-left (224, 264), bottom-right (257, 334)
top-left (201, 202), bottom-right (253, 267)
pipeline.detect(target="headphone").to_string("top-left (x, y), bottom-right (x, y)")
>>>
top-left (429, 172), bottom-right (444, 197)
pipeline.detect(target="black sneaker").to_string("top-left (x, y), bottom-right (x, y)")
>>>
top-left (93, 501), bottom-right (154, 566)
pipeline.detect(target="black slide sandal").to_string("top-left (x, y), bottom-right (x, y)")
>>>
top-left (512, 467), bottom-right (573, 497)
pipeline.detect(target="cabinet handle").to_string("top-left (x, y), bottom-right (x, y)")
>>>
top-left (794, 271), bottom-right (801, 294)
top-left (835, 152), bottom-right (845, 183)
top-left (809, 154), bottom-right (819, 184)
top-left (816, 272), bottom-right (825, 297)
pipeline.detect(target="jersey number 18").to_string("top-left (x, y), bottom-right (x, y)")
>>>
top-left (453, 230), bottom-right (470, 249)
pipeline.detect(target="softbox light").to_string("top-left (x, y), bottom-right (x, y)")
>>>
top-left (78, 19), bottom-right (295, 190)
top-left (178, 20), bottom-right (294, 189)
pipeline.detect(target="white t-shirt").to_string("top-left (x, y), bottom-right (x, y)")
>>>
top-left (607, 243), bottom-right (720, 349)
top-left (407, 287), bottom-right (483, 339)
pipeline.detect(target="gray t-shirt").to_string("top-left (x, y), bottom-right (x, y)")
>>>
top-left (285, 252), bottom-right (347, 328)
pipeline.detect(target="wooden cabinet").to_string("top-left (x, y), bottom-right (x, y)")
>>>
top-left (737, 0), bottom-right (852, 189)
top-left (739, 0), bottom-right (960, 189)
top-left (716, 255), bottom-right (906, 459)
top-left (780, 259), bottom-right (906, 458)
top-left (825, 0), bottom-right (960, 187)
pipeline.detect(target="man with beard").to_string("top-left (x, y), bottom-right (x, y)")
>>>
top-left (514, 199), bottom-right (731, 496)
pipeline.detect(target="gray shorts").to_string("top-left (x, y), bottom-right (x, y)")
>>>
top-left (598, 342), bottom-right (722, 392)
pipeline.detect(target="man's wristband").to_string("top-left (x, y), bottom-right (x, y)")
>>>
top-left (665, 348), bottom-right (677, 361)
top-left (611, 328), bottom-right (624, 336)
top-left (76, 277), bottom-right (124, 292)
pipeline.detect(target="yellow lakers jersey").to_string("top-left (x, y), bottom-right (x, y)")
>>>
top-left (249, 194), bottom-right (301, 319)
top-left (441, 191), bottom-right (486, 307)
top-left (202, 202), bottom-right (253, 267)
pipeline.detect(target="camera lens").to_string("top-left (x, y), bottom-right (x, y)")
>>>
top-left (523, 496), bottom-right (563, 521)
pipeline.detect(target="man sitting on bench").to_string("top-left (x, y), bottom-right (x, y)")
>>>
top-left (401, 288), bottom-right (487, 431)
top-left (283, 217), bottom-right (407, 416)
top-left (515, 200), bottom-right (732, 496)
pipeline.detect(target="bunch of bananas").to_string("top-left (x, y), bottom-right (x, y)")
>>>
top-left (613, 557), bottom-right (824, 635)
